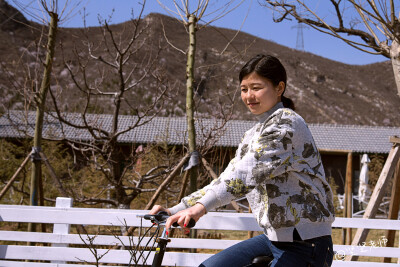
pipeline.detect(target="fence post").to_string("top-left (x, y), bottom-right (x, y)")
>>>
top-left (52, 197), bottom-right (73, 264)
top-left (344, 152), bottom-right (353, 245)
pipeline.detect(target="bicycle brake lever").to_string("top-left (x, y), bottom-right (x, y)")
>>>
top-left (144, 211), bottom-right (196, 228)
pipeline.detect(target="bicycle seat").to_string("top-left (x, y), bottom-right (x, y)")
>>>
top-left (251, 255), bottom-right (273, 267)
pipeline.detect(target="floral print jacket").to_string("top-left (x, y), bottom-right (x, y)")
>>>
top-left (169, 102), bottom-right (335, 242)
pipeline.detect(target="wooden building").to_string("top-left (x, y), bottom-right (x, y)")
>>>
top-left (1, 110), bottom-right (399, 198)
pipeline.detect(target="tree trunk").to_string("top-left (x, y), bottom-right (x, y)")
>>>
top-left (390, 40), bottom-right (400, 97)
top-left (186, 14), bottom-right (199, 248)
top-left (186, 15), bottom-right (198, 194)
top-left (111, 150), bottom-right (131, 209)
top-left (28, 12), bottom-right (58, 233)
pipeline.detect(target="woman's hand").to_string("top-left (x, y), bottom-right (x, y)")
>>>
top-left (165, 203), bottom-right (206, 232)
top-left (149, 204), bottom-right (171, 215)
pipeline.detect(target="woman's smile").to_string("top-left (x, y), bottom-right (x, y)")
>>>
top-left (248, 102), bottom-right (259, 107)
top-left (247, 102), bottom-right (261, 112)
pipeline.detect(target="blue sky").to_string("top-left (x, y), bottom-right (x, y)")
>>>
top-left (8, 0), bottom-right (389, 65)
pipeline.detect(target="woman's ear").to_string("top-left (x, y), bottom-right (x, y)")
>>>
top-left (277, 81), bottom-right (285, 96)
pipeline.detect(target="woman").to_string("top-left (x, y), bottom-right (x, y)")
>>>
top-left (150, 54), bottom-right (335, 267)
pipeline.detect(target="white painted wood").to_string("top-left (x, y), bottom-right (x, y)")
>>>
top-left (2, 204), bottom-right (400, 231)
top-left (53, 198), bottom-right (73, 236)
top-left (0, 205), bottom-right (150, 227)
top-left (7, 232), bottom-right (400, 257)
top-left (3, 262), bottom-right (153, 267)
top-left (0, 261), bottom-right (103, 267)
top-left (0, 205), bottom-right (262, 230)
top-left (333, 245), bottom-right (400, 258)
top-left (0, 231), bottom-right (240, 249)
top-left (6, 204), bottom-right (262, 225)
top-left (332, 261), bottom-right (400, 266)
top-left (0, 245), bottom-right (144, 264)
top-left (0, 245), bottom-right (212, 266)
top-left (1, 204), bottom-right (400, 266)
top-left (5, 229), bottom-right (400, 257)
top-left (3, 241), bottom-right (399, 261)
top-left (332, 217), bottom-right (400, 230)
top-left (2, 202), bottom-right (400, 229)
top-left (1, 260), bottom-right (399, 267)
top-left (52, 197), bottom-right (73, 264)
top-left (0, 231), bottom-right (126, 246)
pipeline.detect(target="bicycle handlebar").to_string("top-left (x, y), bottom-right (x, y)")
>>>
top-left (143, 211), bottom-right (196, 228)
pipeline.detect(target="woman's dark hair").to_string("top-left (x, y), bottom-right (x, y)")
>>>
top-left (239, 54), bottom-right (295, 110)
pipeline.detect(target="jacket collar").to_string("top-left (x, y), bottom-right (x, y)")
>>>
top-left (257, 102), bottom-right (284, 123)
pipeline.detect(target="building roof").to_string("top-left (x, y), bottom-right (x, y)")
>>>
top-left (1, 110), bottom-right (399, 154)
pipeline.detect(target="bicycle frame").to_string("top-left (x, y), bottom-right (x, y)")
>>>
top-left (151, 227), bottom-right (169, 267)
top-left (138, 212), bottom-right (182, 267)
top-left (139, 212), bottom-right (271, 267)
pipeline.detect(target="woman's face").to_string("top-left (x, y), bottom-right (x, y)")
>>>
top-left (240, 72), bottom-right (284, 115)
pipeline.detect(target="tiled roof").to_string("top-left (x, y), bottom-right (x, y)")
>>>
top-left (308, 124), bottom-right (399, 153)
top-left (1, 111), bottom-right (399, 154)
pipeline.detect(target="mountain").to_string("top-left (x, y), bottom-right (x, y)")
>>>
top-left (0, 0), bottom-right (399, 126)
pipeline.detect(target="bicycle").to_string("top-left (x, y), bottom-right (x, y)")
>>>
top-left (138, 212), bottom-right (273, 267)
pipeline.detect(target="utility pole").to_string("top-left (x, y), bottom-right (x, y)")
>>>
top-left (292, 22), bottom-right (307, 51)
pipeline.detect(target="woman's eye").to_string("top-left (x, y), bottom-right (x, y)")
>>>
top-left (241, 88), bottom-right (247, 93)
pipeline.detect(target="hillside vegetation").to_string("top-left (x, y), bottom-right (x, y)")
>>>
top-left (0, 1), bottom-right (399, 126)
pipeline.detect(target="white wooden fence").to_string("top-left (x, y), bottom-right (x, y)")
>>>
top-left (1, 197), bottom-right (400, 266)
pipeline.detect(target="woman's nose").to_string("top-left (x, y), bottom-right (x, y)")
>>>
top-left (246, 90), bottom-right (255, 99)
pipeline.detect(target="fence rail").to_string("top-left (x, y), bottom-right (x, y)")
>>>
top-left (1, 197), bottom-right (400, 266)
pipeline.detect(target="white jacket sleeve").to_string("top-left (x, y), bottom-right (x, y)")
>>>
top-left (170, 110), bottom-right (296, 214)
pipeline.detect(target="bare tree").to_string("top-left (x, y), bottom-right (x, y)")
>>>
top-left (2, 0), bottom-right (237, 212)
top-left (264, 0), bottom-right (400, 96)
top-left (46, 1), bottom-right (182, 209)
top-left (4, 0), bottom-right (83, 234)
top-left (30, 3), bottom-right (57, 212)
top-left (156, 0), bottom-right (245, 195)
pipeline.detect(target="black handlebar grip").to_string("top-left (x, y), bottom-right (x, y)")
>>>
top-left (143, 214), bottom-right (153, 220)
top-left (172, 218), bottom-right (196, 228)
top-left (157, 211), bottom-right (170, 221)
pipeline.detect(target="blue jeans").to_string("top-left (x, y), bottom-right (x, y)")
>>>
top-left (199, 233), bottom-right (333, 267)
